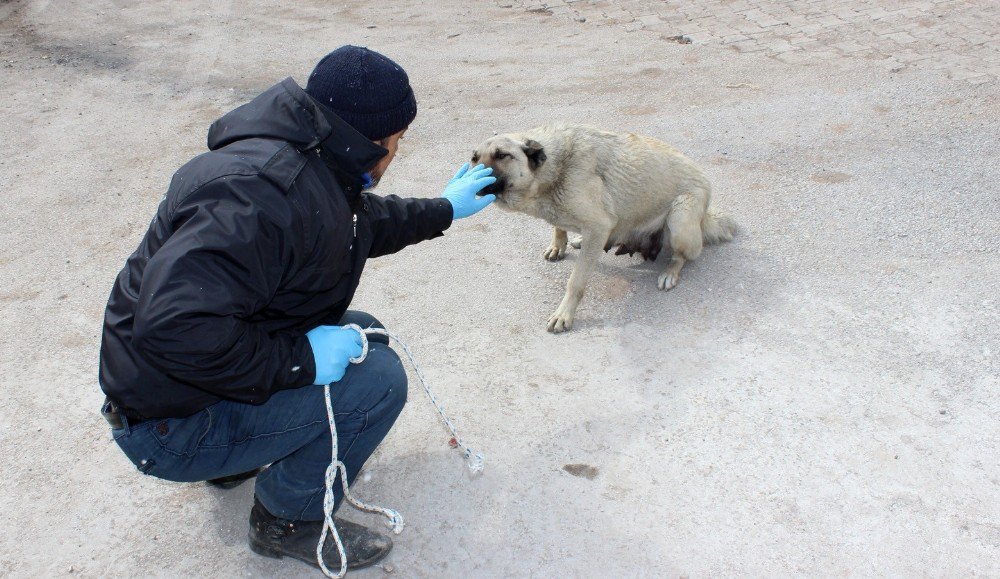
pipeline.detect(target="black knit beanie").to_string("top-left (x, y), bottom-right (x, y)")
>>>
top-left (305, 46), bottom-right (417, 141)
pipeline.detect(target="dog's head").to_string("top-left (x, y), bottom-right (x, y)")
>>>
top-left (470, 134), bottom-right (547, 210)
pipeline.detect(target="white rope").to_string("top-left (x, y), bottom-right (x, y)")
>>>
top-left (317, 324), bottom-right (485, 578)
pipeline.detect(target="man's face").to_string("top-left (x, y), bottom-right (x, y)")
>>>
top-left (367, 128), bottom-right (407, 187)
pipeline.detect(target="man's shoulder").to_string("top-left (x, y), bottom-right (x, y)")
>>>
top-left (170, 138), bottom-right (311, 202)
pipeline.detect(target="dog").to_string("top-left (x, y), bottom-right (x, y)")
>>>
top-left (472, 123), bottom-right (736, 333)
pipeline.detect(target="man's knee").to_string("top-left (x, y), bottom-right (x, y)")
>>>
top-left (339, 310), bottom-right (383, 330)
top-left (340, 310), bottom-right (388, 345)
top-left (363, 344), bottom-right (408, 414)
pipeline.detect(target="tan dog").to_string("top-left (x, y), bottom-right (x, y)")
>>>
top-left (473, 123), bottom-right (736, 333)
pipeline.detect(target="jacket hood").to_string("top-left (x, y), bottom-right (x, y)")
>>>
top-left (207, 77), bottom-right (387, 176)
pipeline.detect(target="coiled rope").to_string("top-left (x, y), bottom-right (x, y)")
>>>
top-left (318, 324), bottom-right (485, 578)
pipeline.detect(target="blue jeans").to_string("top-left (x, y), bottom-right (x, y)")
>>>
top-left (111, 311), bottom-right (407, 521)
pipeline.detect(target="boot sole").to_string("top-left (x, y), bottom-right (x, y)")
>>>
top-left (248, 533), bottom-right (391, 571)
top-left (207, 468), bottom-right (262, 490)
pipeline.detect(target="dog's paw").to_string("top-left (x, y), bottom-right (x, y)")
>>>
top-left (547, 309), bottom-right (574, 333)
top-left (568, 235), bottom-right (582, 250)
top-left (657, 271), bottom-right (679, 291)
top-left (542, 244), bottom-right (566, 261)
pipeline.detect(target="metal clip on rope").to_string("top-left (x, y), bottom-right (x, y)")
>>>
top-left (317, 324), bottom-right (484, 578)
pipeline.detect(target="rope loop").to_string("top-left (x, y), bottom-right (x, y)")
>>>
top-left (317, 325), bottom-right (484, 577)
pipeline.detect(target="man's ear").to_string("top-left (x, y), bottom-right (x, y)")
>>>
top-left (522, 139), bottom-right (546, 170)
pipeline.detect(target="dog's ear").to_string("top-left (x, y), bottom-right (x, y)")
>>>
top-left (522, 139), bottom-right (546, 170)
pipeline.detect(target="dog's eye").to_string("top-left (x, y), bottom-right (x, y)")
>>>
top-left (495, 152), bottom-right (510, 160)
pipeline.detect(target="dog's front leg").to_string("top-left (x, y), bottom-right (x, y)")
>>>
top-left (542, 228), bottom-right (568, 261)
top-left (547, 227), bottom-right (611, 333)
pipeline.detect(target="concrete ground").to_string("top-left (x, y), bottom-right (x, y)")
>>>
top-left (1, 0), bottom-right (997, 576)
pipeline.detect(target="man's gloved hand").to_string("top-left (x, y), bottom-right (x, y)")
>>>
top-left (306, 325), bottom-right (364, 385)
top-left (442, 163), bottom-right (497, 219)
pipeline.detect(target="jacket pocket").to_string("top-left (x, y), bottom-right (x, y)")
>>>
top-left (150, 408), bottom-right (213, 458)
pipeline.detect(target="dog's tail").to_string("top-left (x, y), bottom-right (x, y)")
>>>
top-left (701, 207), bottom-right (737, 244)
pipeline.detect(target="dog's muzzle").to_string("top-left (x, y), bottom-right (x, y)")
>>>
top-left (480, 177), bottom-right (506, 196)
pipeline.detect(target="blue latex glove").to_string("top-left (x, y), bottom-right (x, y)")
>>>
top-left (442, 163), bottom-right (497, 219)
top-left (306, 325), bottom-right (364, 385)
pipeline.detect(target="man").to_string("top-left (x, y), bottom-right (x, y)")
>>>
top-left (99, 46), bottom-right (496, 572)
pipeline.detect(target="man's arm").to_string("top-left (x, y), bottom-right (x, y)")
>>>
top-left (365, 163), bottom-right (496, 258)
top-left (132, 178), bottom-right (315, 403)
top-left (365, 193), bottom-right (453, 258)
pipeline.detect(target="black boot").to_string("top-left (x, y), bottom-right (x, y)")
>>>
top-left (207, 468), bottom-right (262, 489)
top-left (248, 497), bottom-right (392, 571)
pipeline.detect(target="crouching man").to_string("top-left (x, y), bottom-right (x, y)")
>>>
top-left (98, 46), bottom-right (495, 572)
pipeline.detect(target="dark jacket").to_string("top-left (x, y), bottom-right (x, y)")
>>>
top-left (99, 78), bottom-right (453, 418)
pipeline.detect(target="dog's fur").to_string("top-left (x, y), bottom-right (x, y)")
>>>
top-left (473, 123), bottom-right (736, 332)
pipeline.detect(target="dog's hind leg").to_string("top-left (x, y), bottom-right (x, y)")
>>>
top-left (543, 227), bottom-right (569, 261)
top-left (568, 234), bottom-right (582, 250)
top-left (658, 195), bottom-right (705, 291)
top-left (548, 225), bottom-right (612, 333)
